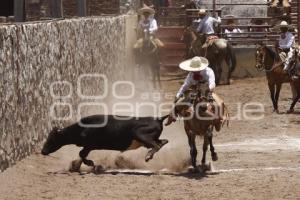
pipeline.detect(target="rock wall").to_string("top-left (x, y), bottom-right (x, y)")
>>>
top-left (0, 15), bottom-right (137, 172)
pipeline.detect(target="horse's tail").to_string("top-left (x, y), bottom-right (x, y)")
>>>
top-left (226, 43), bottom-right (236, 74)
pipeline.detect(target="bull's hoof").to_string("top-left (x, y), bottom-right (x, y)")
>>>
top-left (211, 152), bottom-right (218, 161)
top-left (69, 159), bottom-right (82, 172)
top-left (145, 154), bottom-right (153, 162)
top-left (287, 109), bottom-right (294, 114)
top-left (273, 109), bottom-right (279, 114)
top-left (93, 165), bottom-right (105, 174)
top-left (83, 159), bottom-right (95, 167)
top-left (145, 150), bottom-right (155, 162)
top-left (160, 139), bottom-right (169, 147)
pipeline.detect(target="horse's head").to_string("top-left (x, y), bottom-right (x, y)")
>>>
top-left (255, 45), bottom-right (267, 71)
top-left (139, 29), bottom-right (157, 56)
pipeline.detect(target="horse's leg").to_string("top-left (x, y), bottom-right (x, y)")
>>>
top-left (212, 64), bottom-right (221, 85)
top-left (187, 131), bottom-right (197, 169)
top-left (290, 82), bottom-right (297, 100)
top-left (288, 93), bottom-right (300, 113)
top-left (268, 83), bottom-right (277, 112)
top-left (207, 126), bottom-right (218, 161)
top-left (217, 61), bottom-right (223, 84)
top-left (274, 83), bottom-right (282, 113)
top-left (201, 133), bottom-right (209, 165)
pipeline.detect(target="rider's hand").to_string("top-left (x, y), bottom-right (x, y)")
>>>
top-left (174, 93), bottom-right (183, 103)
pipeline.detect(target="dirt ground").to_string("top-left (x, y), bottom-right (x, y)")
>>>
top-left (0, 76), bottom-right (300, 200)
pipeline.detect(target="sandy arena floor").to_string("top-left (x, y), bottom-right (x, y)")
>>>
top-left (0, 76), bottom-right (299, 200)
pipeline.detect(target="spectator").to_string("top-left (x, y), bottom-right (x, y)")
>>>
top-left (224, 20), bottom-right (242, 41)
top-left (250, 19), bottom-right (269, 38)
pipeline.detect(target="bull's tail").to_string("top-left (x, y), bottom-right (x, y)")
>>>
top-left (158, 115), bottom-right (170, 123)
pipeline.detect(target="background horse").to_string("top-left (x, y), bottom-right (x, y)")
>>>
top-left (181, 27), bottom-right (236, 85)
top-left (134, 29), bottom-right (162, 89)
top-left (255, 45), bottom-right (300, 113)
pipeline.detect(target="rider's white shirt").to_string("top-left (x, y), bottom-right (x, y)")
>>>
top-left (196, 16), bottom-right (221, 34)
top-left (176, 67), bottom-right (216, 98)
top-left (139, 18), bottom-right (158, 34)
top-left (279, 32), bottom-right (295, 49)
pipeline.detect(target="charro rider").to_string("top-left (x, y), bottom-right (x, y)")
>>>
top-left (165, 56), bottom-right (225, 129)
top-left (133, 6), bottom-right (164, 50)
top-left (196, 8), bottom-right (221, 51)
top-left (275, 21), bottom-right (297, 78)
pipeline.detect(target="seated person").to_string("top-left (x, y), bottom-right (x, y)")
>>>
top-left (250, 19), bottom-right (269, 38)
top-left (223, 17), bottom-right (242, 41)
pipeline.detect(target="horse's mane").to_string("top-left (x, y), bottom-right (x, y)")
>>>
top-left (264, 45), bottom-right (276, 60)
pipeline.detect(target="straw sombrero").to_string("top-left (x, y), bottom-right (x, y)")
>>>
top-left (198, 9), bottom-right (207, 15)
top-left (277, 21), bottom-right (293, 29)
top-left (138, 6), bottom-right (155, 15)
top-left (179, 56), bottom-right (209, 72)
top-left (223, 15), bottom-right (238, 25)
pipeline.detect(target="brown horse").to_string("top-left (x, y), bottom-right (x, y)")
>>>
top-left (255, 45), bottom-right (300, 113)
top-left (172, 83), bottom-right (228, 172)
top-left (181, 27), bottom-right (236, 85)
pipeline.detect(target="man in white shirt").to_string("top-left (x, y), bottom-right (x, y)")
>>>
top-left (197, 9), bottom-right (221, 35)
top-left (176, 57), bottom-right (215, 99)
top-left (134, 6), bottom-right (164, 49)
top-left (165, 56), bottom-right (224, 126)
top-left (276, 21), bottom-right (295, 75)
top-left (196, 9), bottom-right (221, 50)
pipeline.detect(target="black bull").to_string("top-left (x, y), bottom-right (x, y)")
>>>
top-left (41, 115), bottom-right (169, 172)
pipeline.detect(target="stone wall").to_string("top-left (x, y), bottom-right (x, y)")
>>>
top-left (0, 15), bottom-right (138, 172)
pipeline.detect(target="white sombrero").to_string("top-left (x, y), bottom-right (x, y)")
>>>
top-left (198, 9), bottom-right (207, 15)
top-left (138, 6), bottom-right (155, 15)
top-left (278, 21), bottom-right (293, 28)
top-left (179, 56), bottom-right (209, 72)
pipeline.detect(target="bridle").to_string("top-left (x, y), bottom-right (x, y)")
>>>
top-left (255, 46), bottom-right (281, 72)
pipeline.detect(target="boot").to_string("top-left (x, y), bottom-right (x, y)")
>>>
top-left (282, 0), bottom-right (291, 8)
top-left (271, 0), bottom-right (279, 7)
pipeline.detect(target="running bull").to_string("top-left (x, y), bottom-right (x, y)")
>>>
top-left (41, 115), bottom-right (169, 171)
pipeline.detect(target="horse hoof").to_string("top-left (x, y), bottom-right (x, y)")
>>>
top-left (188, 167), bottom-right (201, 174)
top-left (212, 153), bottom-right (218, 161)
top-left (273, 109), bottom-right (279, 114)
top-left (200, 164), bottom-right (210, 172)
top-left (287, 109), bottom-right (294, 114)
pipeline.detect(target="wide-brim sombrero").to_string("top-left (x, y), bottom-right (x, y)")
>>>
top-left (138, 6), bottom-right (155, 15)
top-left (179, 56), bottom-right (209, 72)
top-left (276, 21), bottom-right (293, 29)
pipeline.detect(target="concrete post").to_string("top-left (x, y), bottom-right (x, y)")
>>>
top-left (298, 0), bottom-right (300, 41)
top-left (14, 0), bottom-right (25, 22)
top-left (50, 0), bottom-right (63, 18)
top-left (77, 0), bottom-right (87, 17)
